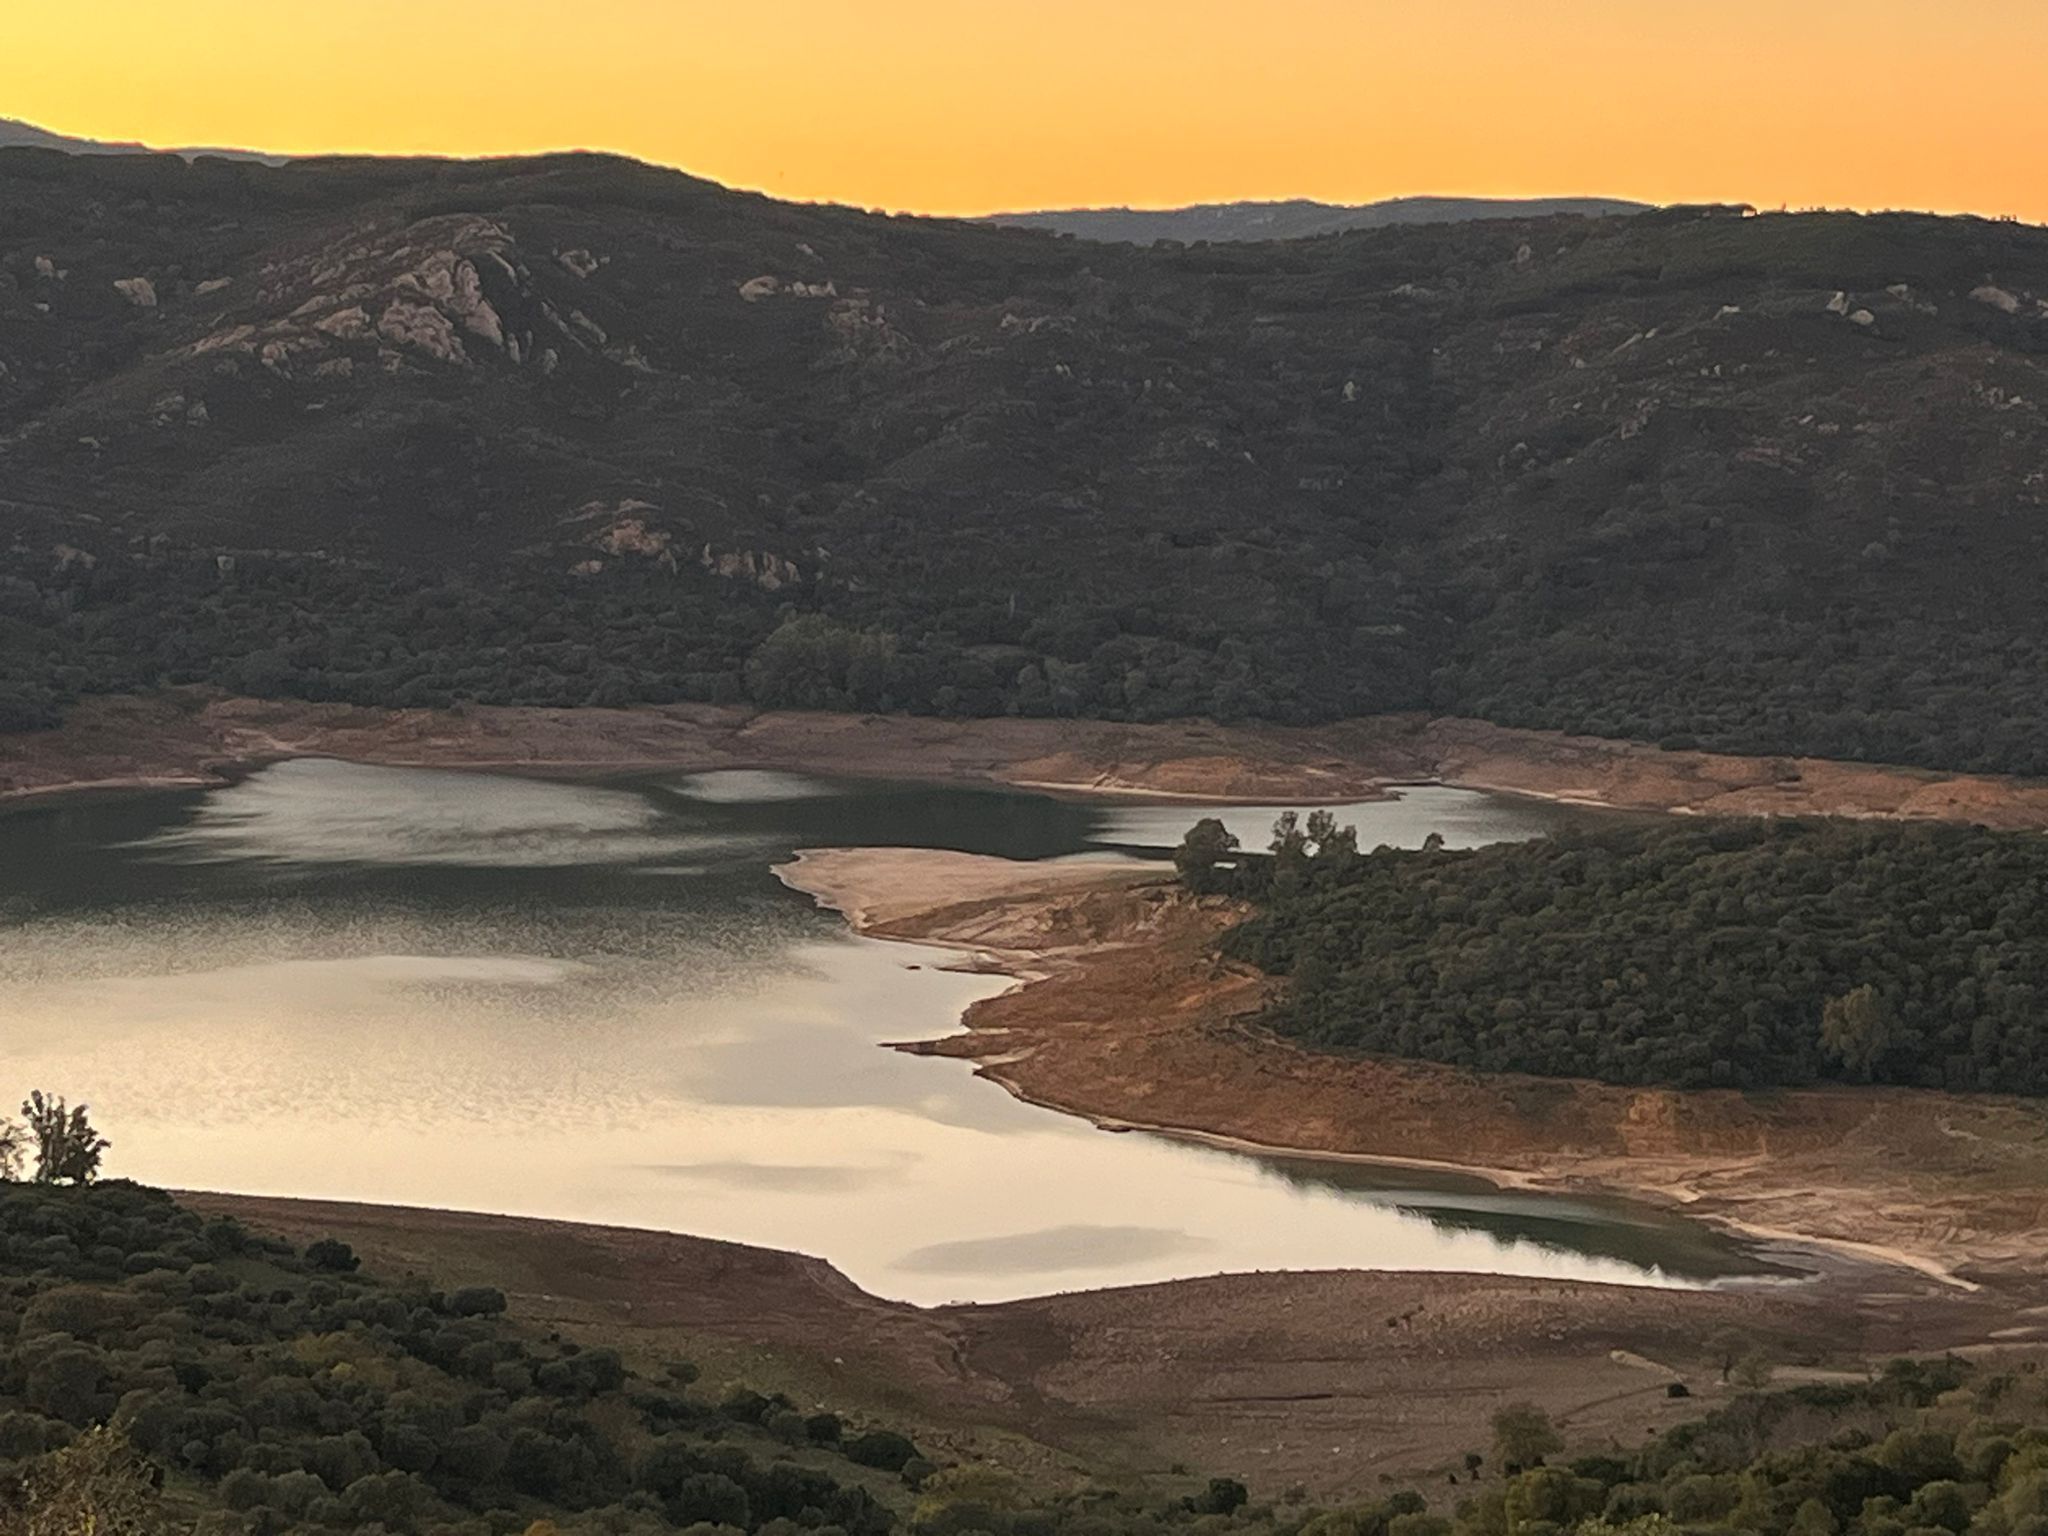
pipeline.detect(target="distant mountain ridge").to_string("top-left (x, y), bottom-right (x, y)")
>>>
top-left (1, 118), bottom-right (1632, 237)
top-left (984, 195), bottom-right (1652, 244)
top-left (0, 116), bottom-right (285, 164)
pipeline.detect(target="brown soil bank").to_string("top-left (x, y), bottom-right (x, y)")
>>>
top-left (781, 851), bottom-right (2048, 1297)
top-left (14, 693), bottom-right (2048, 826)
top-left (181, 1193), bottom-right (2023, 1499)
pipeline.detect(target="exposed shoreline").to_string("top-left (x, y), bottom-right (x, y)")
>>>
top-left (773, 853), bottom-right (1847, 1286)
top-left (17, 692), bottom-right (2048, 827)
top-left (774, 848), bottom-right (2048, 1306)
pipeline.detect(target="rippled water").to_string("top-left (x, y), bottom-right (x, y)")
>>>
top-left (0, 761), bottom-right (1774, 1303)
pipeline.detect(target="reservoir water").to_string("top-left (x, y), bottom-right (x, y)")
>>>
top-left (0, 760), bottom-right (1776, 1304)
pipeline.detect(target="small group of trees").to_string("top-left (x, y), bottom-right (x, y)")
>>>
top-left (0, 1094), bottom-right (109, 1186)
top-left (1174, 809), bottom-right (1365, 896)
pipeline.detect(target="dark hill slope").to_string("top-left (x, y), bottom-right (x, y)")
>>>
top-left (3, 151), bottom-right (2047, 771)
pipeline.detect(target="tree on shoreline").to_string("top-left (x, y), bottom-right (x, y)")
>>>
top-left (1173, 817), bottom-right (1241, 893)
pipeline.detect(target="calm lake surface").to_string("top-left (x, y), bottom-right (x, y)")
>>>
top-left (0, 761), bottom-right (1776, 1304)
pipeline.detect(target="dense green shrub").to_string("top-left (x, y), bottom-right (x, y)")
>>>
top-left (0, 1182), bottom-right (900, 1534)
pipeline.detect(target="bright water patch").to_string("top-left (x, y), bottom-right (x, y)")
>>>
top-left (664, 770), bottom-right (840, 804)
top-left (0, 762), bottom-right (1778, 1304)
top-left (138, 759), bottom-right (765, 869)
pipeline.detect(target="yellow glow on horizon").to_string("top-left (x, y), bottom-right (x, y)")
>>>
top-left (6, 1), bottom-right (2045, 222)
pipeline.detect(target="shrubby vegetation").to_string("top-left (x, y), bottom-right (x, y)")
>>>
top-left (1446, 1355), bottom-right (2048, 1536)
top-left (0, 1178), bottom-right (916, 1534)
top-left (1197, 816), bottom-right (2048, 1092)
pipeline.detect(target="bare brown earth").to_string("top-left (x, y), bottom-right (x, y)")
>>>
top-left (17, 692), bottom-right (2048, 826)
top-left (180, 1193), bottom-right (2024, 1500)
top-left (780, 850), bottom-right (2048, 1297)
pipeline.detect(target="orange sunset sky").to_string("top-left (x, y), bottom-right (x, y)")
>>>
top-left (8, 0), bottom-right (2045, 222)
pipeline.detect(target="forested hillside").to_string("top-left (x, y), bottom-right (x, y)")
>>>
top-left (1213, 817), bottom-right (2048, 1093)
top-left (6, 150), bottom-right (2048, 772)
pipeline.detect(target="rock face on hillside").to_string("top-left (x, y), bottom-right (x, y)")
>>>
top-left (3, 149), bottom-right (2048, 774)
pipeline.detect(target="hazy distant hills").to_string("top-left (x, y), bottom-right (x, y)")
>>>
top-left (4, 117), bottom-right (1630, 235)
top-left (0, 116), bottom-right (284, 164)
top-left (985, 195), bottom-right (1651, 243)
top-left (3, 149), bottom-right (2048, 776)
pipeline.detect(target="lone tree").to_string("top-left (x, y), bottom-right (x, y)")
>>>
top-left (22, 1093), bottom-right (111, 1185)
top-left (1491, 1401), bottom-right (1563, 1471)
top-left (1732, 1347), bottom-right (1778, 1391)
top-left (1269, 810), bottom-right (1311, 887)
top-left (1304, 808), bottom-right (1360, 864)
top-left (1173, 817), bottom-right (1241, 893)
top-left (1705, 1326), bottom-right (1749, 1382)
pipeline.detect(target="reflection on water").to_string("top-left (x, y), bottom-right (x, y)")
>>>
top-left (898, 1225), bottom-right (1217, 1277)
top-left (0, 759), bottom-right (1779, 1304)
top-left (668, 771), bottom-right (838, 804)
top-left (140, 759), bottom-right (755, 869)
top-left (1240, 1147), bottom-right (1774, 1281)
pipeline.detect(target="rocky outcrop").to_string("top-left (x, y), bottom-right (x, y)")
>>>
top-left (161, 213), bottom-right (617, 378)
top-left (376, 301), bottom-right (468, 366)
top-left (739, 275), bottom-right (839, 303)
top-left (114, 276), bottom-right (158, 308)
top-left (701, 546), bottom-right (800, 591)
top-left (825, 298), bottom-right (909, 361)
top-left (313, 306), bottom-right (374, 342)
top-left (562, 500), bottom-right (681, 568)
